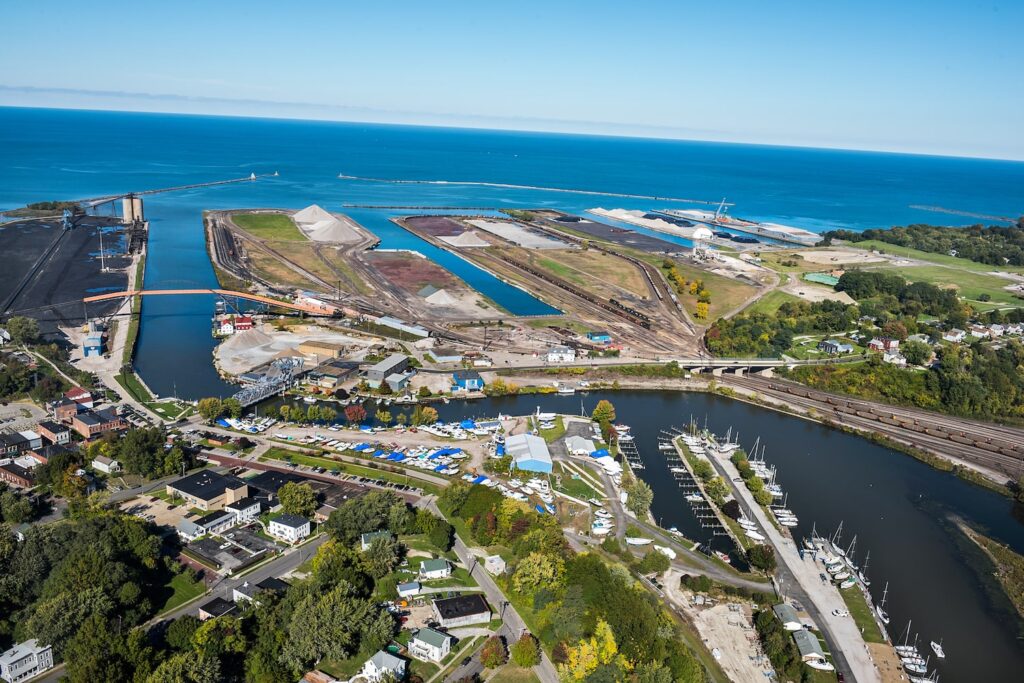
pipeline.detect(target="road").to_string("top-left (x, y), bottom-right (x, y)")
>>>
top-left (419, 498), bottom-right (559, 683)
top-left (703, 445), bottom-right (880, 683)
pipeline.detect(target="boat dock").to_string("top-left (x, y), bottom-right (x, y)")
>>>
top-left (657, 429), bottom-right (735, 546)
top-left (619, 439), bottom-right (644, 470)
top-left (703, 443), bottom-right (882, 683)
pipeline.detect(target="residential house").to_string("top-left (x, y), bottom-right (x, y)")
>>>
top-left (224, 496), bottom-right (261, 523)
top-left (772, 603), bottom-right (803, 631)
top-left (176, 510), bottom-right (236, 541)
top-left (91, 455), bottom-right (122, 474)
top-left (409, 628), bottom-right (453, 663)
top-left (817, 339), bottom-right (853, 355)
top-left (792, 629), bottom-right (827, 664)
top-left (360, 650), bottom-right (407, 683)
top-left (71, 408), bottom-right (127, 439)
top-left (166, 470), bottom-right (249, 511)
top-left (432, 594), bottom-right (491, 628)
top-left (882, 352), bottom-right (907, 367)
top-left (268, 513), bottom-right (311, 543)
top-left (546, 345), bottom-right (576, 363)
top-left (969, 325), bottom-right (990, 339)
top-left (1006, 323), bottom-right (1023, 336)
top-left (0, 640), bottom-right (54, 682)
top-left (397, 581), bottom-right (421, 598)
top-left (867, 338), bottom-right (899, 353)
top-left (360, 530), bottom-right (392, 551)
top-left (452, 370), bottom-right (484, 391)
top-left (218, 318), bottom-right (235, 336)
top-left (232, 577), bottom-right (290, 604)
top-left (198, 597), bottom-right (237, 621)
top-left (35, 420), bottom-right (70, 445)
top-left (942, 328), bottom-right (966, 343)
top-left (989, 324), bottom-right (1005, 337)
top-left (0, 328), bottom-right (9, 346)
top-left (484, 555), bottom-right (507, 575)
top-left (418, 558), bottom-right (452, 580)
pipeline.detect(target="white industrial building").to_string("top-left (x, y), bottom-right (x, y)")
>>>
top-left (506, 433), bottom-right (552, 473)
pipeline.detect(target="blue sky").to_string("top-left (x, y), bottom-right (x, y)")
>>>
top-left (2, 0), bottom-right (1022, 159)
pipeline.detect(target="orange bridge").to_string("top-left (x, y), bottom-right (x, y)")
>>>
top-left (82, 289), bottom-right (337, 315)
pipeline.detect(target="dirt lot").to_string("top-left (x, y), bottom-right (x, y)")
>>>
top-left (366, 251), bottom-right (463, 291)
top-left (404, 215), bottom-right (465, 237)
top-left (522, 248), bottom-right (651, 300)
top-left (216, 323), bottom-right (376, 375)
top-left (120, 496), bottom-right (189, 528)
top-left (781, 278), bottom-right (856, 304)
top-left (799, 248), bottom-right (887, 265)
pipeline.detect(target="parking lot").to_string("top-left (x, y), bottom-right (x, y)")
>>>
top-left (187, 523), bottom-right (282, 573)
top-left (120, 496), bottom-right (189, 528)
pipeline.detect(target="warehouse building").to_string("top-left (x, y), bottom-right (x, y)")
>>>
top-left (365, 354), bottom-right (409, 388)
top-left (506, 433), bottom-right (552, 473)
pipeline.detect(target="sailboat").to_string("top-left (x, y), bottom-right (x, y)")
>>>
top-left (895, 621), bottom-right (920, 657)
top-left (858, 551), bottom-right (871, 587)
top-left (930, 638), bottom-right (945, 659)
top-left (875, 582), bottom-right (890, 625)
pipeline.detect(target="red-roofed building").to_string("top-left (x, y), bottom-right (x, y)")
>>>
top-left (234, 316), bottom-right (254, 331)
top-left (64, 387), bottom-right (94, 409)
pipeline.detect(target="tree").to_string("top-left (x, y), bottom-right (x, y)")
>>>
top-left (146, 653), bottom-right (221, 683)
top-left (362, 536), bottom-right (402, 578)
top-left (325, 490), bottom-right (408, 545)
top-left (623, 479), bottom-right (653, 518)
top-left (282, 583), bottom-right (394, 669)
top-left (62, 614), bottom-right (129, 683)
top-left (417, 386), bottom-right (431, 398)
top-left (510, 633), bottom-right (540, 667)
top-left (191, 615), bottom-right (247, 658)
top-left (722, 499), bottom-right (741, 520)
top-left (279, 404), bottom-right (291, 422)
top-left (6, 316), bottom-right (41, 345)
top-left (344, 403), bottom-right (367, 425)
top-left (0, 490), bottom-right (33, 523)
top-left (222, 397), bottom-right (243, 419)
top-left (637, 549), bottom-right (671, 575)
top-left (902, 340), bottom-right (932, 366)
top-left (512, 552), bottom-right (564, 594)
top-left (747, 544), bottom-right (777, 573)
top-left (695, 302), bottom-right (710, 320)
top-left (591, 400), bottom-right (616, 425)
top-left (480, 635), bottom-right (508, 668)
top-left (197, 397), bottom-right (223, 422)
top-left (25, 587), bottom-right (114, 657)
top-left (278, 482), bottom-right (317, 518)
top-left (165, 614), bottom-right (202, 650)
top-left (420, 406), bottom-right (439, 425)
top-left (395, 412), bottom-right (408, 426)
top-left (375, 409), bottom-right (393, 426)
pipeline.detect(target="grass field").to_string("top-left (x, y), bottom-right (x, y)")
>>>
top-left (115, 370), bottom-right (154, 403)
top-left (489, 665), bottom-right (540, 683)
top-left (536, 249), bottom-right (650, 298)
top-left (232, 212), bottom-right (307, 241)
top-left (157, 573), bottom-right (206, 614)
top-left (659, 257), bottom-right (760, 319)
top-left (756, 250), bottom-right (822, 273)
top-left (526, 317), bottom-right (589, 334)
top-left (247, 250), bottom-right (315, 289)
top-left (839, 586), bottom-right (885, 643)
top-left (864, 263), bottom-right (1022, 307)
top-left (320, 245), bottom-right (372, 295)
top-left (745, 289), bottom-right (802, 315)
top-left (261, 447), bottom-right (443, 496)
top-left (849, 239), bottom-right (1024, 274)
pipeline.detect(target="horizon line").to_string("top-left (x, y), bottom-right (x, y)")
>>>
top-left (1, 87), bottom-right (1022, 164)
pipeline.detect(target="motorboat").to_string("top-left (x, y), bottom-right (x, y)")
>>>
top-left (744, 529), bottom-right (766, 541)
top-left (832, 571), bottom-right (850, 581)
top-left (930, 640), bottom-right (945, 659)
top-left (904, 660), bottom-right (928, 676)
top-left (685, 493), bottom-right (703, 503)
top-left (588, 498), bottom-right (603, 507)
top-left (839, 578), bottom-right (857, 589)
top-left (778, 519), bottom-right (799, 527)
top-left (626, 537), bottom-right (653, 546)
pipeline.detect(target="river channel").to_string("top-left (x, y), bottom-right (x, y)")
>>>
top-left (261, 390), bottom-right (1024, 682)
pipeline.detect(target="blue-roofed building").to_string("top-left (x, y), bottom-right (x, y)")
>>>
top-left (83, 335), bottom-right (104, 357)
top-left (587, 331), bottom-right (612, 344)
top-left (453, 370), bottom-right (484, 391)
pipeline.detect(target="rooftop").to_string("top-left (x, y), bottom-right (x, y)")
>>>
top-left (246, 469), bottom-right (303, 495)
top-left (271, 513), bottom-right (309, 528)
top-left (169, 470), bottom-right (247, 501)
top-left (199, 597), bottom-right (237, 618)
top-left (432, 594), bottom-right (490, 620)
top-left (413, 627), bottom-right (452, 648)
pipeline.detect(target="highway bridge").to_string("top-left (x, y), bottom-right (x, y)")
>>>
top-left (82, 289), bottom-right (337, 316)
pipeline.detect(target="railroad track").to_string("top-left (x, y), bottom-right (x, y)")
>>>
top-left (724, 376), bottom-right (1024, 478)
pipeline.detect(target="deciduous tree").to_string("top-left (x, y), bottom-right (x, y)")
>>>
top-left (278, 482), bottom-right (317, 518)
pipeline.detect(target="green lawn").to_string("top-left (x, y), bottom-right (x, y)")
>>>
top-left (839, 586), bottom-right (885, 643)
top-left (649, 256), bottom-right (760, 319)
top-left (115, 371), bottom-right (154, 403)
top-left (260, 447), bottom-right (443, 496)
top-left (849, 239), bottom-right (1024, 274)
top-left (157, 573), bottom-right (206, 614)
top-left (538, 416), bottom-right (565, 443)
top-left (875, 264), bottom-right (1022, 307)
top-left (745, 289), bottom-right (802, 315)
top-left (552, 463), bottom-right (601, 500)
top-left (490, 665), bottom-right (541, 682)
top-left (232, 212), bottom-right (308, 241)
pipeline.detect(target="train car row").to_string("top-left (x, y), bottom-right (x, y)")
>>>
top-left (494, 254), bottom-right (653, 330)
top-left (770, 382), bottom-right (1024, 457)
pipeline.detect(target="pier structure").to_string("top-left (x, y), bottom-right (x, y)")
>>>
top-left (657, 429), bottom-right (734, 544)
top-left (703, 443), bottom-right (881, 683)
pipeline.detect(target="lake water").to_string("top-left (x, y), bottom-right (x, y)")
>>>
top-left (4, 107), bottom-right (1024, 680)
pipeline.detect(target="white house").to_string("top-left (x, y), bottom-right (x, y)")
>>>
top-left (942, 328), bottom-right (966, 343)
top-left (772, 604), bottom-right (803, 632)
top-left (91, 455), bottom-right (121, 474)
top-left (225, 497), bottom-right (261, 523)
top-left (409, 628), bottom-right (452, 663)
top-left (268, 513), bottom-right (311, 543)
top-left (564, 435), bottom-right (596, 456)
top-left (989, 324), bottom-right (1005, 337)
top-left (218, 319), bottom-right (235, 336)
top-left (360, 650), bottom-right (407, 682)
top-left (882, 352), bottom-right (907, 367)
top-left (0, 640), bottom-right (54, 683)
top-left (418, 558), bottom-right (452, 580)
top-left (0, 329), bottom-right (10, 347)
top-left (969, 325), bottom-right (990, 338)
top-left (397, 581), bottom-right (421, 598)
top-left (546, 346), bottom-right (576, 363)
top-left (484, 555), bottom-right (507, 575)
